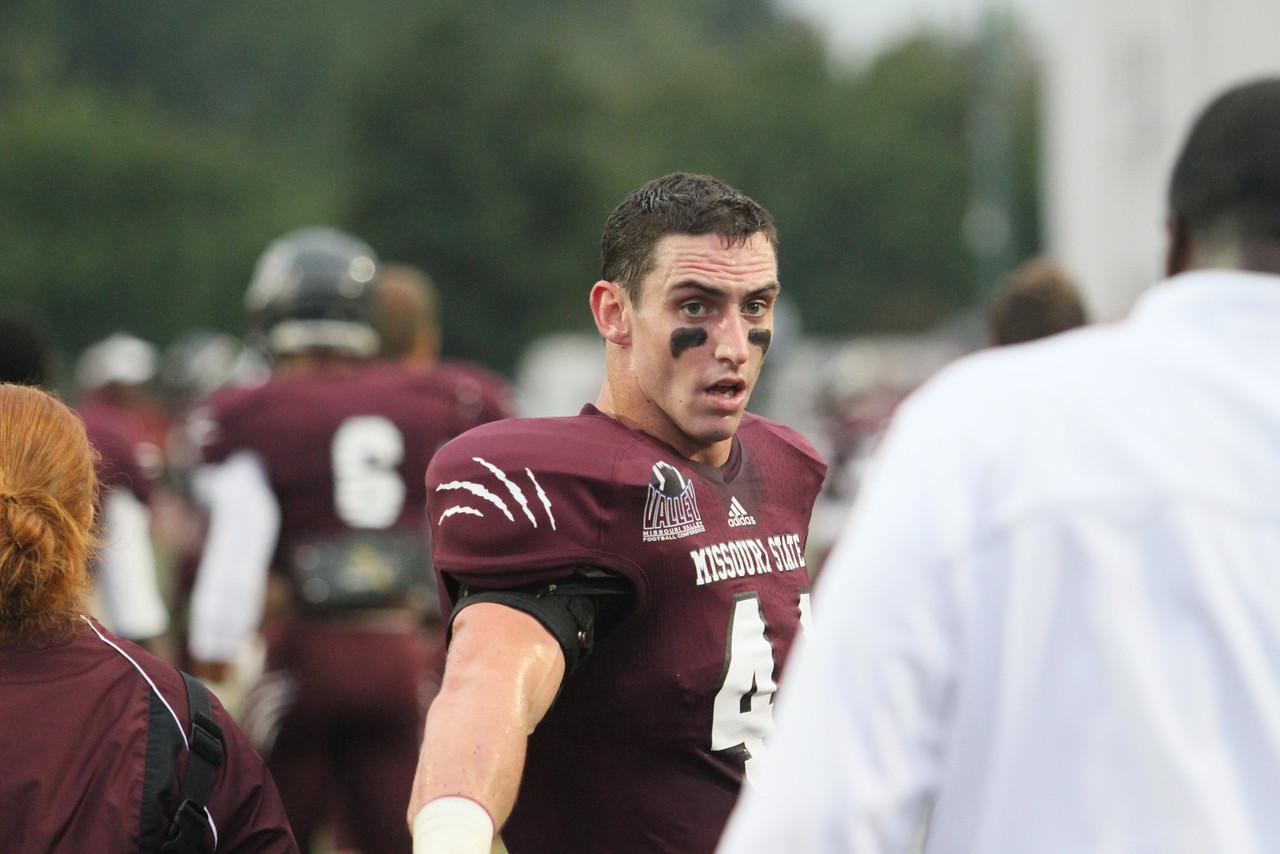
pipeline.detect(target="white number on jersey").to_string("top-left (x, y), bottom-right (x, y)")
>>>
top-left (332, 415), bottom-right (405, 528)
top-left (710, 590), bottom-right (811, 784)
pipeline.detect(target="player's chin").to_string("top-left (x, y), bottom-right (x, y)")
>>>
top-left (690, 411), bottom-right (744, 443)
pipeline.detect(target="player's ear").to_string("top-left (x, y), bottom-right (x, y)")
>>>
top-left (590, 280), bottom-right (631, 345)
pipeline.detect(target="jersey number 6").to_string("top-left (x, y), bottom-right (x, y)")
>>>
top-left (332, 415), bottom-right (406, 528)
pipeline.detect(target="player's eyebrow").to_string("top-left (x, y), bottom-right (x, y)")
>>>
top-left (671, 280), bottom-right (781, 299)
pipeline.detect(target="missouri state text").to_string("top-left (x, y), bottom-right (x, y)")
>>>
top-left (690, 533), bottom-right (807, 586)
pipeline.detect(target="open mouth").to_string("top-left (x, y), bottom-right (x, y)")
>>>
top-left (707, 379), bottom-right (746, 399)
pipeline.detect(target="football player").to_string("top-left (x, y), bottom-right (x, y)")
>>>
top-left (74, 332), bottom-right (172, 650)
top-left (374, 261), bottom-right (513, 425)
top-left (409, 173), bottom-right (827, 853)
top-left (0, 311), bottom-right (172, 654)
top-left (185, 227), bottom-right (507, 854)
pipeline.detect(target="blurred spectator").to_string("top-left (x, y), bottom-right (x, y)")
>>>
top-left (986, 256), bottom-right (1088, 346)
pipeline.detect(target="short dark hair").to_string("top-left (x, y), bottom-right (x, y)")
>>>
top-left (987, 257), bottom-right (1088, 346)
top-left (1169, 77), bottom-right (1280, 241)
top-left (600, 173), bottom-right (778, 304)
top-left (0, 307), bottom-right (54, 387)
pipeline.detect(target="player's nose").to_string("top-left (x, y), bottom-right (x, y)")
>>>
top-left (712, 314), bottom-right (750, 366)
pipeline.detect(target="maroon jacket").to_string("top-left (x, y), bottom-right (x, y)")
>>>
top-left (0, 617), bottom-right (298, 853)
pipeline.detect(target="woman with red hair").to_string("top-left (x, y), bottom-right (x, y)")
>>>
top-left (0, 382), bottom-right (298, 853)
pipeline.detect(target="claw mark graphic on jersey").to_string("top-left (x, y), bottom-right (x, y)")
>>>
top-left (528, 468), bottom-right (556, 530)
top-left (476, 457), bottom-right (538, 526)
top-left (436, 457), bottom-right (556, 530)
top-left (435, 477), bottom-right (514, 520)
top-left (439, 505), bottom-right (484, 521)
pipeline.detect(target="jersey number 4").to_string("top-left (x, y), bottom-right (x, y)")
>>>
top-left (710, 590), bottom-right (812, 784)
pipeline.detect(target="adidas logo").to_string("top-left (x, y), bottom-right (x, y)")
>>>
top-left (727, 496), bottom-right (757, 527)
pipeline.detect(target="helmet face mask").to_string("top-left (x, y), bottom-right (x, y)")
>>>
top-left (246, 226), bottom-right (381, 359)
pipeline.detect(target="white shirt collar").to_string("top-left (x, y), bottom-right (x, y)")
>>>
top-left (1132, 268), bottom-right (1280, 325)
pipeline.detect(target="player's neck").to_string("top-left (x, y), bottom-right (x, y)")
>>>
top-left (595, 379), bottom-right (733, 467)
top-left (274, 352), bottom-right (364, 375)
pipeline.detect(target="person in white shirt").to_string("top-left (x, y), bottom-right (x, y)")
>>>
top-left (717, 76), bottom-right (1280, 854)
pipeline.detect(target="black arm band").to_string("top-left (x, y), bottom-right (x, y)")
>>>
top-left (450, 570), bottom-right (631, 676)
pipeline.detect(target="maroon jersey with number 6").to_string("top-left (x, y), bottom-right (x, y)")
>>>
top-left (426, 405), bottom-right (826, 854)
top-left (190, 360), bottom-right (511, 852)
top-left (197, 361), bottom-right (506, 582)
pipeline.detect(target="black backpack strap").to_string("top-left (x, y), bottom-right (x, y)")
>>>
top-left (140, 685), bottom-right (186, 851)
top-left (159, 672), bottom-right (225, 853)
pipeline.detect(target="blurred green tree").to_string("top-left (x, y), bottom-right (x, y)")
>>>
top-left (0, 95), bottom-right (317, 357)
top-left (346, 3), bottom-right (1040, 368)
top-left (0, 0), bottom-right (1041, 373)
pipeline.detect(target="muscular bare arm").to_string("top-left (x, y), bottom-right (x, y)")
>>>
top-left (408, 601), bottom-right (567, 842)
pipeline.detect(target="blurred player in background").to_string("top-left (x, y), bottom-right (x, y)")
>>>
top-left (374, 263), bottom-right (443, 367)
top-left (75, 331), bottom-right (172, 453)
top-left (186, 227), bottom-right (507, 853)
top-left (0, 312), bottom-right (172, 653)
top-left (370, 262), bottom-right (515, 683)
top-left (374, 262), bottom-right (512, 423)
top-left (718, 77), bottom-right (1280, 854)
top-left (986, 255), bottom-right (1089, 347)
top-left (408, 173), bottom-right (827, 854)
top-left (157, 329), bottom-right (270, 674)
top-left (74, 332), bottom-right (171, 651)
top-left (317, 263), bottom-right (516, 854)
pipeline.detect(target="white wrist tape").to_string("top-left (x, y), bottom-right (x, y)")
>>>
top-left (412, 796), bottom-right (495, 854)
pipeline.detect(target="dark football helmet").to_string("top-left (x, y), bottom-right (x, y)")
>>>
top-left (245, 226), bottom-right (381, 358)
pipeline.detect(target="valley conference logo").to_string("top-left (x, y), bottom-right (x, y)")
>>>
top-left (643, 461), bottom-right (705, 542)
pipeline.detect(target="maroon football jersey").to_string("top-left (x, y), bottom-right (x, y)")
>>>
top-left (426, 405), bottom-right (826, 854)
top-left (79, 400), bottom-right (159, 502)
top-left (195, 361), bottom-right (507, 599)
top-left (429, 359), bottom-right (514, 427)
